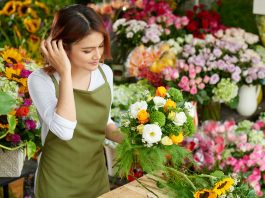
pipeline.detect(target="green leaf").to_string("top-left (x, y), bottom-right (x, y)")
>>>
top-left (7, 114), bottom-right (16, 134)
top-left (0, 92), bottom-right (16, 115)
top-left (26, 141), bottom-right (36, 159)
top-left (210, 170), bottom-right (225, 178)
top-left (226, 95), bottom-right (239, 109)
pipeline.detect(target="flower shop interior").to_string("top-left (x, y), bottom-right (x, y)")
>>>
top-left (1, 0), bottom-right (265, 197)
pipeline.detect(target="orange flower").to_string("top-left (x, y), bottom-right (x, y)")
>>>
top-left (16, 106), bottom-right (29, 117)
top-left (137, 109), bottom-right (149, 124)
top-left (1, 1), bottom-right (17, 16)
top-left (13, 63), bottom-right (25, 70)
top-left (156, 86), bottom-right (167, 98)
top-left (170, 132), bottom-right (184, 144)
top-left (164, 99), bottom-right (176, 111)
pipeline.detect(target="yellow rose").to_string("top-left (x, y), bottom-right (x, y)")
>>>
top-left (137, 109), bottom-right (149, 124)
top-left (164, 99), bottom-right (176, 111)
top-left (161, 136), bottom-right (173, 145)
top-left (170, 132), bottom-right (184, 144)
top-left (156, 86), bottom-right (167, 98)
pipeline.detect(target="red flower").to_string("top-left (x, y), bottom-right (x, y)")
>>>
top-left (16, 106), bottom-right (29, 117)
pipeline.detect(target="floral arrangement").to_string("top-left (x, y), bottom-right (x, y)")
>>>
top-left (0, 0), bottom-right (52, 60)
top-left (115, 86), bottom-right (196, 178)
top-left (185, 4), bottom-right (225, 38)
top-left (156, 168), bottom-right (256, 198)
top-left (0, 47), bottom-right (41, 158)
top-left (183, 116), bottom-right (265, 197)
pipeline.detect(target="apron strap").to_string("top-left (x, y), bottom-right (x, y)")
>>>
top-left (98, 64), bottom-right (108, 84)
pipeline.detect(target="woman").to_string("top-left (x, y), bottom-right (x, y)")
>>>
top-left (28, 4), bottom-right (123, 197)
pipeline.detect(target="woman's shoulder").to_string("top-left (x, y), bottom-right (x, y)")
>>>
top-left (28, 68), bottom-right (53, 83)
top-left (100, 63), bottom-right (113, 75)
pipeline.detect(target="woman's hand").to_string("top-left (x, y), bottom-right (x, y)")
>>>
top-left (41, 36), bottom-right (71, 75)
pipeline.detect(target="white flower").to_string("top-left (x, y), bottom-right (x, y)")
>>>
top-left (184, 102), bottom-right (195, 117)
top-left (153, 96), bottom-right (166, 109)
top-left (126, 32), bottom-right (134, 38)
top-left (142, 124), bottom-right (162, 145)
top-left (173, 112), bottom-right (187, 126)
top-left (129, 101), bottom-right (148, 118)
top-left (113, 18), bottom-right (126, 32)
top-left (161, 136), bottom-right (173, 145)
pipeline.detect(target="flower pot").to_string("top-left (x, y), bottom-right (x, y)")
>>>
top-left (0, 149), bottom-right (25, 177)
top-left (236, 85), bottom-right (261, 116)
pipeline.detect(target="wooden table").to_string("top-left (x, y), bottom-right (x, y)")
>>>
top-left (99, 174), bottom-right (168, 198)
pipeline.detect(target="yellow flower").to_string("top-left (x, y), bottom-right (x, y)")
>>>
top-left (23, 18), bottom-right (41, 33)
top-left (161, 136), bottom-right (173, 145)
top-left (170, 132), bottom-right (183, 144)
top-left (137, 109), bottom-right (149, 124)
top-left (1, 48), bottom-right (23, 64)
top-left (164, 99), bottom-right (176, 111)
top-left (13, 25), bottom-right (22, 39)
top-left (35, 1), bottom-right (49, 15)
top-left (5, 67), bottom-right (21, 79)
top-left (168, 111), bottom-right (176, 121)
top-left (27, 8), bottom-right (38, 18)
top-left (136, 124), bottom-right (144, 134)
top-left (213, 178), bottom-right (234, 196)
top-left (27, 34), bottom-right (41, 52)
top-left (194, 189), bottom-right (217, 198)
top-left (1, 1), bottom-right (17, 16)
top-left (156, 86), bottom-right (167, 98)
top-left (17, 1), bottom-right (30, 16)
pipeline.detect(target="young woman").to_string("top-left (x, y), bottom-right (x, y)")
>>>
top-left (28, 4), bottom-right (123, 197)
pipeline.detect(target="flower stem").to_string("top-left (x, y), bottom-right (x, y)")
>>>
top-left (166, 167), bottom-right (196, 191)
top-left (135, 177), bottom-right (160, 198)
top-left (0, 143), bottom-right (25, 151)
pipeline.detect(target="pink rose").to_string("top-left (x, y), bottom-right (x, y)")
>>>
top-left (190, 86), bottom-right (197, 95)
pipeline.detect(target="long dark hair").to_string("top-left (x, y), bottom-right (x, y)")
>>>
top-left (44, 4), bottom-right (111, 74)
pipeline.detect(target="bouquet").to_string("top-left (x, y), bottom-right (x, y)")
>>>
top-left (115, 86), bottom-right (196, 179)
top-left (0, 47), bottom-right (41, 158)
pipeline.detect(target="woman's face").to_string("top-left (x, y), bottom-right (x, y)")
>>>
top-left (68, 31), bottom-right (104, 71)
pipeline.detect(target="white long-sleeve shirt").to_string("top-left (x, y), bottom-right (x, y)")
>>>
top-left (28, 64), bottom-right (114, 145)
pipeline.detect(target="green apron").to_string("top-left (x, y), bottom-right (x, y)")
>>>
top-left (35, 66), bottom-right (111, 198)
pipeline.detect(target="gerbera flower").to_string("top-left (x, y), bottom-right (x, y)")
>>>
top-left (213, 178), bottom-right (234, 195)
top-left (23, 18), bottom-right (41, 33)
top-left (1, 1), bottom-right (17, 16)
top-left (194, 189), bottom-right (217, 198)
top-left (1, 48), bottom-right (23, 64)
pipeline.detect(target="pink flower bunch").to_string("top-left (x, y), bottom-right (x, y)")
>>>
top-left (183, 119), bottom-right (265, 197)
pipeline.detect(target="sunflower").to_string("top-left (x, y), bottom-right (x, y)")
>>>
top-left (17, 2), bottom-right (30, 16)
top-left (5, 67), bottom-right (21, 79)
top-left (0, 115), bottom-right (9, 129)
top-left (35, 1), bottom-right (49, 15)
top-left (27, 7), bottom-right (38, 18)
top-left (194, 189), bottom-right (217, 198)
top-left (27, 34), bottom-right (41, 52)
top-left (1, 48), bottom-right (23, 64)
top-left (213, 178), bottom-right (234, 196)
top-left (23, 18), bottom-right (41, 33)
top-left (0, 1), bottom-right (17, 16)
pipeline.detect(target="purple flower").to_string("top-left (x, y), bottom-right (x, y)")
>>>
top-left (213, 48), bottom-right (222, 57)
top-left (217, 60), bottom-right (226, 70)
top-left (227, 64), bottom-right (236, 73)
top-left (209, 74), bottom-right (220, 84)
top-left (25, 120), bottom-right (37, 130)
top-left (232, 72), bottom-right (241, 82)
top-left (11, 134), bottom-right (21, 144)
top-left (258, 71), bottom-right (265, 79)
top-left (20, 69), bottom-right (32, 78)
top-left (24, 99), bottom-right (32, 106)
top-left (246, 76), bottom-right (253, 84)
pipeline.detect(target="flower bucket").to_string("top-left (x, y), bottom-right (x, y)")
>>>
top-left (0, 149), bottom-right (25, 177)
